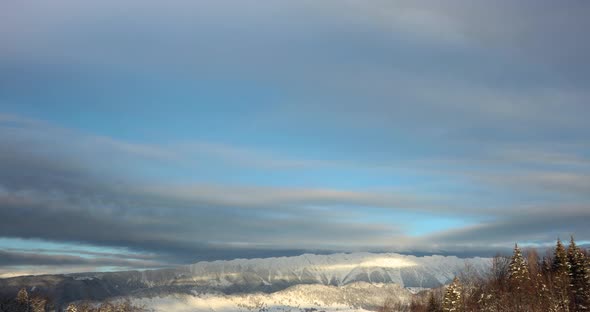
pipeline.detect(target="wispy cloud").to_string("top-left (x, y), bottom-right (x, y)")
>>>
top-left (1, 114), bottom-right (588, 266)
top-left (1, 0), bottom-right (589, 276)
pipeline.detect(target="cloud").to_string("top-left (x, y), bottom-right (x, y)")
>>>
top-left (347, 1), bottom-right (590, 73)
top-left (0, 116), bottom-right (413, 263)
top-left (422, 204), bottom-right (590, 249)
top-left (2, 1), bottom-right (589, 157)
top-left (3, 0), bottom-right (589, 91)
top-left (5, 247), bottom-right (158, 261)
top-left (0, 114), bottom-right (485, 215)
top-left (0, 250), bottom-right (164, 267)
top-left (1, 0), bottom-right (590, 276)
top-left (1, 112), bottom-right (590, 268)
top-left (0, 267), bottom-right (102, 278)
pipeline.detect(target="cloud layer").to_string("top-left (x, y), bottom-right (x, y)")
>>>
top-left (1, 1), bottom-right (589, 276)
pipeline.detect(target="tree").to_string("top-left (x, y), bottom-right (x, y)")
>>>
top-left (508, 243), bottom-right (529, 288)
top-left (553, 238), bottom-right (571, 312)
top-left (29, 296), bottom-right (46, 312)
top-left (66, 303), bottom-right (79, 312)
top-left (568, 236), bottom-right (590, 311)
top-left (14, 288), bottom-right (31, 312)
top-left (508, 244), bottom-right (531, 309)
top-left (16, 288), bottom-right (29, 305)
top-left (442, 277), bottom-right (462, 312)
top-left (554, 238), bottom-right (570, 273)
top-left (542, 256), bottom-right (552, 275)
top-left (526, 248), bottom-right (554, 311)
top-left (426, 292), bottom-right (441, 312)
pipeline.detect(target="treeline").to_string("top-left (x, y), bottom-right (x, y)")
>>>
top-left (0, 288), bottom-right (53, 312)
top-left (0, 288), bottom-right (144, 312)
top-left (391, 237), bottom-right (590, 312)
top-left (61, 300), bottom-right (143, 312)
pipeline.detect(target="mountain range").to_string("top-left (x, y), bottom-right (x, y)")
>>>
top-left (0, 252), bottom-right (491, 310)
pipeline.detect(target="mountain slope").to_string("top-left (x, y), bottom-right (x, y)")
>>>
top-left (0, 252), bottom-right (491, 307)
top-left (131, 282), bottom-right (414, 312)
top-left (179, 252), bottom-right (490, 290)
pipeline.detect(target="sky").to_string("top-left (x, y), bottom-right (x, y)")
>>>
top-left (1, 0), bottom-right (590, 277)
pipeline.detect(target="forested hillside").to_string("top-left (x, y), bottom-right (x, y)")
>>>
top-left (400, 237), bottom-right (590, 312)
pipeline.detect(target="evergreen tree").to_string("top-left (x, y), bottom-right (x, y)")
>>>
top-left (508, 243), bottom-right (529, 288)
top-left (15, 287), bottom-right (30, 312)
top-left (568, 236), bottom-right (590, 311)
top-left (66, 303), bottom-right (78, 312)
top-left (16, 288), bottom-right (28, 305)
top-left (585, 252), bottom-right (590, 309)
top-left (426, 292), bottom-right (441, 312)
top-left (554, 238), bottom-right (570, 273)
top-left (528, 250), bottom-right (552, 311)
top-left (29, 297), bottom-right (47, 312)
top-left (442, 277), bottom-right (463, 312)
top-left (542, 256), bottom-right (552, 274)
top-left (553, 238), bottom-right (571, 311)
top-left (508, 244), bottom-right (530, 309)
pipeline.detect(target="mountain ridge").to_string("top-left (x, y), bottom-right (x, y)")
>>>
top-left (0, 252), bottom-right (491, 307)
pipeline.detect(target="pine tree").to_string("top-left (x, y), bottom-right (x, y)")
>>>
top-left (542, 256), bottom-right (552, 274)
top-left (584, 252), bottom-right (590, 309)
top-left (568, 236), bottom-right (590, 311)
top-left (16, 288), bottom-right (29, 305)
top-left (528, 250), bottom-right (552, 311)
top-left (66, 303), bottom-right (78, 312)
top-left (508, 243), bottom-right (529, 288)
top-left (442, 277), bottom-right (463, 312)
top-left (427, 292), bottom-right (441, 312)
top-left (553, 238), bottom-right (571, 311)
top-left (30, 296), bottom-right (47, 312)
top-left (508, 244), bottom-right (530, 309)
top-left (554, 238), bottom-right (570, 273)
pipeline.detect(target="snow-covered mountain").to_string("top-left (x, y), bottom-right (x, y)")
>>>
top-left (131, 282), bottom-right (414, 312)
top-left (0, 252), bottom-right (491, 308)
top-left (177, 252), bottom-right (490, 290)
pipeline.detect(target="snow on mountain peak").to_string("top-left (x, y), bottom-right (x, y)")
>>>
top-left (182, 251), bottom-right (491, 289)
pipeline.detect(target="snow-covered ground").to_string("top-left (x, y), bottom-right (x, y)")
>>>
top-left (132, 282), bottom-right (412, 312)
